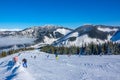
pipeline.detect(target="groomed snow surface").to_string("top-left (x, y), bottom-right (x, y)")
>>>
top-left (0, 50), bottom-right (120, 80)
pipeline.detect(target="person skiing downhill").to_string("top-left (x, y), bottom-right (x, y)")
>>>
top-left (54, 49), bottom-right (59, 60)
top-left (13, 56), bottom-right (18, 64)
top-left (22, 58), bottom-right (27, 68)
top-left (47, 55), bottom-right (49, 58)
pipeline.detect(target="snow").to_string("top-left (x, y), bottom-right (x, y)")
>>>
top-left (0, 50), bottom-right (120, 80)
top-left (107, 34), bottom-right (112, 40)
top-left (58, 34), bottom-right (105, 47)
top-left (55, 28), bottom-right (71, 35)
top-left (60, 32), bottom-right (79, 41)
top-left (97, 27), bottom-right (118, 32)
top-left (44, 36), bottom-right (57, 44)
top-left (30, 43), bottom-right (47, 48)
top-left (75, 35), bottom-right (104, 46)
top-left (67, 32), bottom-right (78, 38)
top-left (55, 31), bottom-right (79, 46)
top-left (57, 30), bottom-right (114, 47)
top-left (21, 29), bottom-right (36, 37)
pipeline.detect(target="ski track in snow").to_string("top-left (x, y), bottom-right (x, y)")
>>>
top-left (0, 59), bottom-right (35, 80)
top-left (0, 50), bottom-right (120, 80)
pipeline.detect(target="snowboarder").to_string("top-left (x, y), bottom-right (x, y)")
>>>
top-left (22, 58), bottom-right (27, 68)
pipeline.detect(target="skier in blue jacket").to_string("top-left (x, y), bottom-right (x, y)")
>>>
top-left (22, 58), bottom-right (27, 68)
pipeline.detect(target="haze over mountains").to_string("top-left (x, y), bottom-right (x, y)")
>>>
top-left (0, 25), bottom-right (120, 49)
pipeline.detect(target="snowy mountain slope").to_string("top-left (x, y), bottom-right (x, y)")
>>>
top-left (97, 27), bottom-right (118, 32)
top-left (53, 31), bottom-right (79, 46)
top-left (0, 25), bottom-right (72, 50)
top-left (53, 25), bottom-right (120, 47)
top-left (75, 25), bottom-right (119, 40)
top-left (35, 26), bottom-right (72, 44)
top-left (0, 25), bottom-right (72, 41)
top-left (40, 27), bottom-right (72, 45)
top-left (55, 34), bottom-right (106, 47)
top-left (0, 50), bottom-right (120, 80)
top-left (0, 25), bottom-right (120, 48)
top-left (54, 28), bottom-right (71, 35)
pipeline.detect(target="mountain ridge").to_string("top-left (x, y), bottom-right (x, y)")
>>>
top-left (0, 25), bottom-right (120, 48)
top-left (53, 25), bottom-right (120, 47)
top-left (0, 25), bottom-right (72, 50)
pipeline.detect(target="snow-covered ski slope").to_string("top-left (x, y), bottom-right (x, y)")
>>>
top-left (0, 50), bottom-right (120, 80)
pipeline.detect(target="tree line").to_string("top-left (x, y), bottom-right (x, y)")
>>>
top-left (0, 47), bottom-right (34, 58)
top-left (40, 41), bottom-right (120, 55)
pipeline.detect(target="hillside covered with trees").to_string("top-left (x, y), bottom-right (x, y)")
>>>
top-left (41, 42), bottom-right (120, 55)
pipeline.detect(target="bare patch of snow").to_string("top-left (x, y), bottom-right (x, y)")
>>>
top-left (62, 32), bottom-right (79, 40)
top-left (55, 28), bottom-right (71, 35)
top-left (59, 34), bottom-right (105, 47)
top-left (107, 34), bottom-right (112, 40)
top-left (97, 27), bottom-right (118, 32)
top-left (44, 36), bottom-right (57, 44)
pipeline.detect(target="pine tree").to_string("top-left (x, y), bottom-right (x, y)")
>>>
top-left (89, 42), bottom-right (94, 55)
top-left (1, 51), bottom-right (7, 57)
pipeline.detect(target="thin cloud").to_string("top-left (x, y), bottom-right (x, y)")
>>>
top-left (0, 28), bottom-right (22, 31)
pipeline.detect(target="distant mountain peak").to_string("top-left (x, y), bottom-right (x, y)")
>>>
top-left (0, 24), bottom-right (120, 48)
top-left (53, 25), bottom-right (120, 47)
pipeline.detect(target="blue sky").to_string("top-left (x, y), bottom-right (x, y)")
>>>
top-left (0, 0), bottom-right (120, 29)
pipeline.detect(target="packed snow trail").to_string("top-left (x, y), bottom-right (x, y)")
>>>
top-left (0, 50), bottom-right (120, 80)
top-left (0, 53), bottom-right (35, 80)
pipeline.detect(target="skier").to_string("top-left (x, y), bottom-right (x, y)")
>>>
top-left (54, 49), bottom-right (58, 60)
top-left (55, 54), bottom-right (59, 60)
top-left (34, 55), bottom-right (36, 59)
top-left (47, 55), bottom-right (49, 58)
top-left (68, 53), bottom-right (71, 57)
top-left (79, 47), bottom-right (83, 56)
top-left (13, 56), bottom-right (18, 64)
top-left (22, 58), bottom-right (27, 68)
